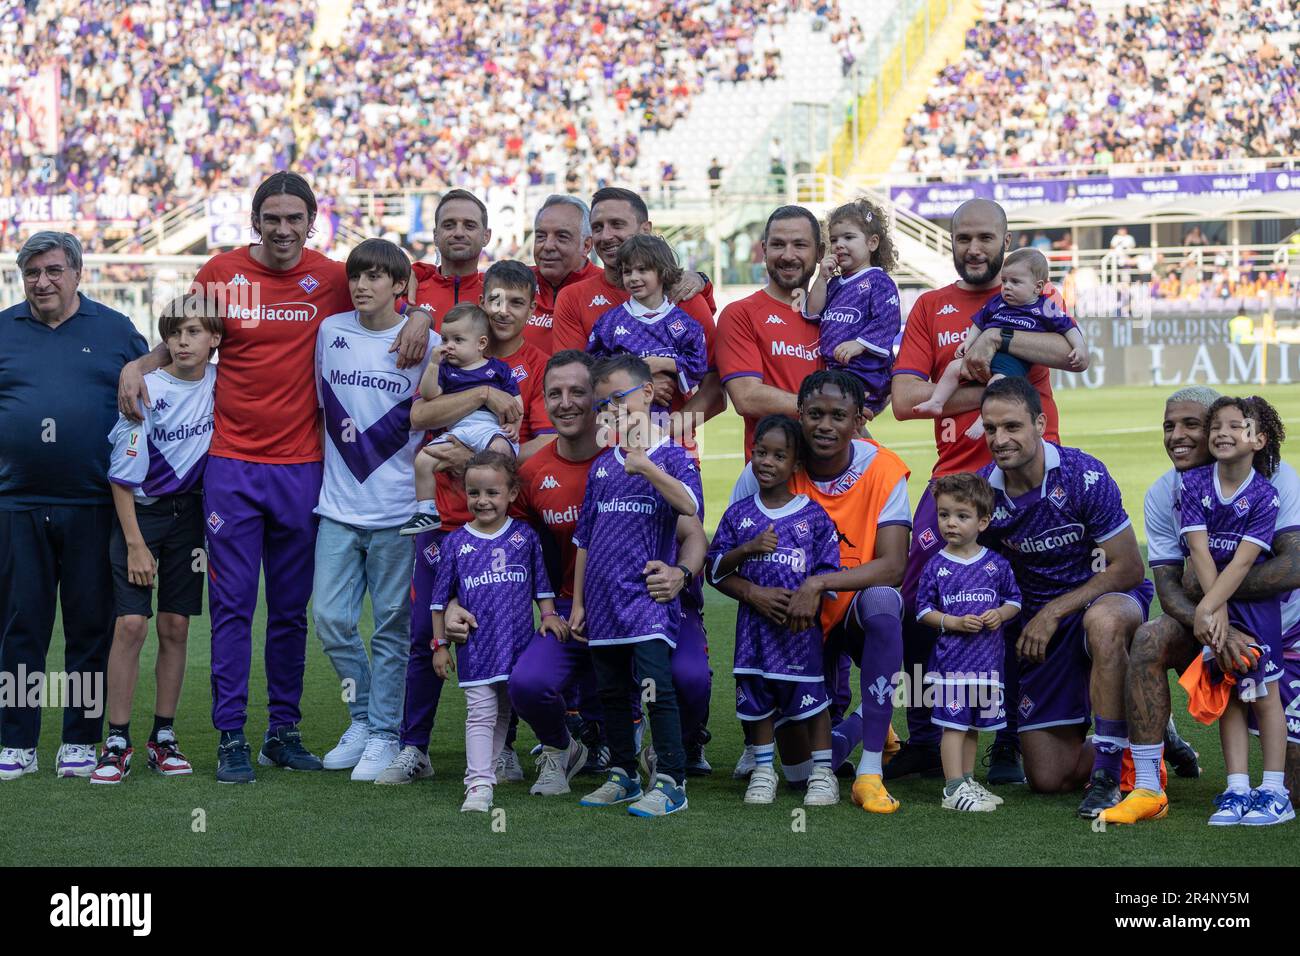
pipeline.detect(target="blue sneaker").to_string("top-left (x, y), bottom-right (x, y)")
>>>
top-left (1240, 788), bottom-right (1296, 826)
top-left (1207, 789), bottom-right (1253, 826)
top-left (579, 768), bottom-right (641, 806)
top-left (216, 733), bottom-right (256, 784)
top-left (259, 725), bottom-right (323, 771)
top-left (628, 774), bottom-right (688, 817)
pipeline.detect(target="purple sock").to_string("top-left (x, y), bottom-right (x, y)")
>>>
top-left (855, 588), bottom-right (904, 755)
top-left (1092, 717), bottom-right (1128, 778)
top-left (831, 709), bottom-right (863, 767)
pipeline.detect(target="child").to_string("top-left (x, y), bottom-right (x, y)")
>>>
top-left (400, 303), bottom-right (521, 536)
top-left (430, 451), bottom-right (564, 812)
top-left (571, 354), bottom-right (703, 816)
top-left (912, 247), bottom-right (1088, 439)
top-left (94, 297), bottom-right (220, 784)
top-left (802, 199), bottom-right (902, 418)
top-left (706, 415), bottom-right (842, 806)
top-left (915, 473), bottom-right (1021, 812)
top-left (587, 233), bottom-right (707, 414)
top-left (314, 238), bottom-right (437, 781)
top-left (1180, 395), bottom-right (1294, 826)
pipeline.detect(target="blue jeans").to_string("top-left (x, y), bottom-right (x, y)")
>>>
top-left (312, 517), bottom-right (412, 739)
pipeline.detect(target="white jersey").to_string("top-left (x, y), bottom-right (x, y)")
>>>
top-left (1145, 460), bottom-right (1300, 636)
top-left (315, 311), bottom-right (438, 529)
top-left (108, 365), bottom-right (216, 503)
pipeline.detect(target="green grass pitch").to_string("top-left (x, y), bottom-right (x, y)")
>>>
top-left (4, 385), bottom-right (1298, 866)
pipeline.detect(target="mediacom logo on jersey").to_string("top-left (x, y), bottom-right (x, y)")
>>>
top-left (770, 341), bottom-right (819, 360)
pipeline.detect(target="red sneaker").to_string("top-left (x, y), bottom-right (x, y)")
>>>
top-left (90, 745), bottom-right (132, 785)
top-left (148, 736), bottom-right (194, 776)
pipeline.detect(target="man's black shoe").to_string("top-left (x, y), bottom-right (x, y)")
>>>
top-left (259, 725), bottom-right (323, 771)
top-left (216, 732), bottom-right (255, 784)
top-left (882, 741), bottom-right (943, 781)
top-left (1077, 769), bottom-right (1121, 818)
top-left (1164, 717), bottom-right (1201, 778)
top-left (983, 740), bottom-right (1026, 785)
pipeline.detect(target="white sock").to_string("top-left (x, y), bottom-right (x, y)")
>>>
top-left (812, 748), bottom-right (832, 769)
top-left (417, 499), bottom-right (438, 516)
top-left (754, 743), bottom-right (775, 768)
top-left (1131, 743), bottom-right (1164, 793)
top-left (1227, 772), bottom-right (1250, 794)
top-left (1261, 771), bottom-right (1287, 796)
top-left (857, 750), bottom-right (883, 777)
top-left (783, 758), bottom-right (812, 783)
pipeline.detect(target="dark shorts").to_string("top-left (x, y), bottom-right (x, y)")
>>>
top-left (110, 494), bottom-right (206, 619)
top-left (735, 674), bottom-right (830, 727)
top-left (990, 351), bottom-right (1030, 379)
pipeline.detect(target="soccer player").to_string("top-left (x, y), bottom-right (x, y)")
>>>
top-left (723, 370), bottom-right (912, 812)
top-left (551, 186), bottom-right (722, 423)
top-left (889, 198), bottom-right (1066, 785)
top-left (974, 376), bottom-right (1152, 817)
top-left (716, 206), bottom-right (825, 457)
top-left (801, 198), bottom-right (902, 418)
top-left (1107, 387), bottom-right (1300, 824)
top-left (571, 355), bottom-right (705, 816)
top-left (408, 189), bottom-right (490, 327)
top-left (707, 415), bottom-right (842, 806)
top-left (312, 239), bottom-right (436, 782)
top-left (525, 195), bottom-right (603, 353)
top-left (431, 452), bottom-right (561, 812)
top-left (92, 299), bottom-right (220, 784)
top-left (116, 172), bottom-right (433, 783)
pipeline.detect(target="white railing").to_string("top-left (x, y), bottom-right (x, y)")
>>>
top-left (883, 155), bottom-right (1300, 187)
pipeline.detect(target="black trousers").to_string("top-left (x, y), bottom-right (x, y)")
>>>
top-left (591, 639), bottom-right (684, 784)
top-left (0, 505), bottom-right (115, 747)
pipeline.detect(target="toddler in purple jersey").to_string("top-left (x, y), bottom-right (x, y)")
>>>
top-left (916, 474), bottom-right (1021, 813)
top-left (914, 248), bottom-right (1089, 439)
top-left (802, 199), bottom-right (902, 418)
top-left (1180, 396), bottom-right (1294, 827)
top-left (430, 452), bottom-right (565, 813)
top-left (402, 303), bottom-right (520, 536)
top-left (587, 234), bottom-right (707, 413)
top-left (707, 416), bottom-right (843, 807)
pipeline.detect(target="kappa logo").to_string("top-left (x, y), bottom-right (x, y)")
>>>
top-left (1048, 484), bottom-right (1067, 509)
top-left (540, 474), bottom-right (561, 490)
top-left (207, 512), bottom-right (224, 533)
top-left (765, 314), bottom-right (786, 325)
top-left (1234, 497), bottom-right (1251, 517)
top-left (918, 527), bottom-right (938, 549)
top-left (509, 530), bottom-right (527, 549)
top-left (229, 273), bottom-right (251, 286)
top-left (739, 517), bottom-right (755, 530)
top-left (937, 304), bottom-right (959, 316)
top-left (993, 506), bottom-right (1011, 521)
top-left (887, 294), bottom-right (899, 306)
top-left (1083, 469), bottom-right (1101, 489)
top-left (589, 295), bottom-right (612, 307)
top-left (867, 675), bottom-right (893, 707)
top-left (1202, 494), bottom-right (1213, 510)
top-left (330, 336), bottom-right (349, 349)
top-left (596, 467), bottom-right (609, 479)
top-left (81, 346), bottom-right (92, 353)
top-left (299, 275), bottom-right (319, 293)
top-left (1018, 694), bottom-right (1034, 718)
top-left (937, 566), bottom-right (951, 577)
top-left (459, 543), bottom-right (475, 556)
top-left (153, 398), bottom-right (170, 412)
top-left (800, 694), bottom-right (816, 708)
top-left (615, 325), bottom-right (631, 336)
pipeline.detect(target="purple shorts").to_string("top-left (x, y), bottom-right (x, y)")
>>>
top-left (1247, 652), bottom-right (1299, 742)
top-left (1013, 581), bottom-right (1154, 733)
top-left (735, 675), bottom-right (830, 728)
top-left (928, 679), bottom-right (1006, 732)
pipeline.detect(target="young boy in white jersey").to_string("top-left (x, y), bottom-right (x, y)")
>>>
top-left (93, 298), bottom-right (221, 783)
top-left (314, 238), bottom-right (439, 780)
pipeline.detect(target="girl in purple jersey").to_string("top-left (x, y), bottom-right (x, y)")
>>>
top-left (430, 452), bottom-right (566, 813)
top-left (1182, 396), bottom-right (1293, 827)
top-left (708, 416), bottom-right (843, 807)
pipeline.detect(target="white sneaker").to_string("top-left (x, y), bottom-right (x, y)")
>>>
top-left (374, 745), bottom-right (434, 785)
top-left (323, 720), bottom-right (371, 770)
top-left (461, 784), bottom-right (494, 812)
top-left (351, 736), bottom-right (400, 782)
top-left (744, 764), bottom-right (778, 804)
top-left (494, 747), bottom-right (524, 783)
top-left (530, 736), bottom-right (588, 796)
top-left (0, 747), bottom-right (37, 780)
top-left (804, 766), bottom-right (840, 806)
top-left (970, 779), bottom-right (1004, 805)
top-left (733, 744), bottom-right (757, 778)
top-left (942, 779), bottom-right (997, 812)
top-left (56, 743), bottom-right (96, 778)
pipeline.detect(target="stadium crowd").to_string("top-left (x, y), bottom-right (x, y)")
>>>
top-left (900, 0), bottom-right (1300, 177)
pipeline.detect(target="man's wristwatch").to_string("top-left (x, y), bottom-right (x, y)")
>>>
top-left (998, 328), bottom-right (1014, 353)
top-left (676, 564), bottom-right (693, 582)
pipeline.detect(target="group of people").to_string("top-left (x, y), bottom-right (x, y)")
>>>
top-left (1, 172), bottom-right (1296, 825)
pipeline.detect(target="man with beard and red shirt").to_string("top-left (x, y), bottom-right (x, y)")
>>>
top-left (408, 190), bottom-right (489, 328)
top-left (524, 195), bottom-right (603, 353)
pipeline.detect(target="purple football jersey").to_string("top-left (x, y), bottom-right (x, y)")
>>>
top-left (811, 267), bottom-right (900, 413)
top-left (573, 437), bottom-right (703, 647)
top-left (978, 443), bottom-right (1133, 613)
top-left (438, 356), bottom-right (520, 399)
top-left (587, 302), bottom-right (707, 404)
top-left (916, 546), bottom-right (1021, 684)
top-left (430, 517), bottom-right (554, 686)
top-left (1180, 462), bottom-right (1281, 643)
top-left (707, 494), bottom-right (842, 680)
top-left (970, 292), bottom-right (1076, 336)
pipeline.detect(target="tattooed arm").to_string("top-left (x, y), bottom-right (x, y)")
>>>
top-left (1182, 530), bottom-right (1300, 602)
top-left (1152, 564), bottom-right (1197, 631)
